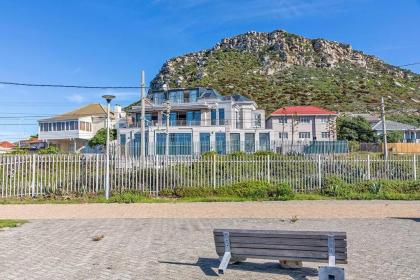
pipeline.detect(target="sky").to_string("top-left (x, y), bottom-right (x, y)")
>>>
top-left (0, 0), bottom-right (419, 141)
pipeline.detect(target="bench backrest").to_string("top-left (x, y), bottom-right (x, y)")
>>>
top-left (214, 229), bottom-right (347, 264)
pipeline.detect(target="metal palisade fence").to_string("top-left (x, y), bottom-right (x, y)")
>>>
top-left (0, 154), bottom-right (418, 198)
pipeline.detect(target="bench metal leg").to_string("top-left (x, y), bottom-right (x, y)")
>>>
top-left (218, 252), bottom-right (231, 274)
top-left (218, 231), bottom-right (231, 274)
top-left (319, 234), bottom-right (345, 280)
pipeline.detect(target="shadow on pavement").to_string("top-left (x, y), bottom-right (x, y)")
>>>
top-left (159, 257), bottom-right (318, 279)
top-left (390, 217), bottom-right (420, 222)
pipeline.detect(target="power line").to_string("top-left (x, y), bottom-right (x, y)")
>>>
top-left (0, 81), bottom-right (148, 89)
top-left (398, 62), bottom-right (420, 67)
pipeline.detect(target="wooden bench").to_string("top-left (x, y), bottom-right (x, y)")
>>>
top-left (213, 229), bottom-right (347, 276)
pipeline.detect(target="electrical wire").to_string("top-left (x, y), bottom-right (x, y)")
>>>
top-left (0, 81), bottom-right (147, 89)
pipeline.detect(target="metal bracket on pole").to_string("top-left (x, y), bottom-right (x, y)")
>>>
top-left (328, 235), bottom-right (336, 267)
top-left (218, 231), bottom-right (232, 274)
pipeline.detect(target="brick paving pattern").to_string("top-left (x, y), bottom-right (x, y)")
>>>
top-left (0, 218), bottom-right (419, 279)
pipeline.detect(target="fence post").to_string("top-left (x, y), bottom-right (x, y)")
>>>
top-left (317, 154), bottom-right (322, 189)
top-left (213, 154), bottom-right (216, 189)
top-left (414, 154), bottom-right (417, 181)
top-left (367, 154), bottom-right (371, 180)
top-left (31, 154), bottom-right (36, 197)
top-left (155, 155), bottom-right (159, 195)
top-left (267, 155), bottom-right (270, 183)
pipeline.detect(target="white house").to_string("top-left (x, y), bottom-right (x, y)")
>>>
top-left (372, 120), bottom-right (420, 143)
top-left (38, 103), bottom-right (123, 152)
top-left (118, 87), bottom-right (273, 155)
top-left (266, 106), bottom-right (338, 143)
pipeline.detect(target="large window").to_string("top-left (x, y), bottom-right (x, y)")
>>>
top-left (322, 132), bottom-right (330, 138)
top-left (120, 134), bottom-right (126, 145)
top-left (319, 116), bottom-right (329, 123)
top-left (299, 132), bottom-right (311, 139)
top-left (200, 133), bottom-right (210, 153)
top-left (230, 133), bottom-right (240, 153)
top-left (157, 133), bottom-right (192, 155)
top-left (40, 120), bottom-right (85, 132)
top-left (169, 90), bottom-right (184, 104)
top-left (279, 132), bottom-right (288, 139)
top-left (259, 133), bottom-right (270, 151)
top-left (211, 109), bottom-right (217, 125)
top-left (187, 111), bottom-right (201, 126)
top-left (253, 113), bottom-right (262, 128)
top-left (278, 117), bottom-right (288, 124)
top-left (216, 133), bottom-right (226, 154)
top-left (153, 92), bottom-right (164, 105)
top-left (245, 133), bottom-right (255, 153)
top-left (299, 116), bottom-right (311, 123)
top-left (189, 90), bottom-right (198, 103)
top-left (218, 109), bottom-right (225, 125)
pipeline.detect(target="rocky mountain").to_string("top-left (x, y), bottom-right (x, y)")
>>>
top-left (150, 30), bottom-right (420, 114)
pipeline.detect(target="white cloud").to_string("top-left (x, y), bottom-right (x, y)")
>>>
top-left (66, 94), bottom-right (85, 103)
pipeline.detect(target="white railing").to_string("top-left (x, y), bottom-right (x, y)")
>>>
top-left (0, 154), bottom-right (418, 197)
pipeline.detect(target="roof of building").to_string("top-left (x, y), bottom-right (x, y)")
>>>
top-left (39, 103), bottom-right (113, 122)
top-left (222, 94), bottom-right (252, 102)
top-left (372, 120), bottom-right (419, 131)
top-left (271, 106), bottom-right (337, 116)
top-left (0, 141), bottom-right (16, 149)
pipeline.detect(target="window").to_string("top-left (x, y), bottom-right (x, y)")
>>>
top-left (259, 133), bottom-right (270, 151)
top-left (216, 133), bottom-right (226, 154)
top-left (230, 133), bottom-right (240, 152)
top-left (169, 90), bottom-right (184, 103)
top-left (219, 108), bottom-right (225, 125)
top-left (299, 132), bottom-right (311, 139)
top-left (278, 117), bottom-right (288, 124)
top-left (189, 90), bottom-right (198, 103)
top-left (80, 122), bottom-right (86, 131)
top-left (245, 133), bottom-right (255, 153)
top-left (153, 92), bottom-right (164, 105)
top-left (200, 133), bottom-right (210, 153)
top-left (211, 109), bottom-right (217, 125)
top-left (279, 132), bottom-right (288, 139)
top-left (299, 116), bottom-right (311, 123)
top-left (253, 113), bottom-right (261, 128)
top-left (322, 132), bottom-right (330, 138)
top-left (319, 116), bottom-right (329, 123)
top-left (120, 134), bottom-right (126, 145)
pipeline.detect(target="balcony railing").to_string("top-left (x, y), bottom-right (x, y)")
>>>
top-left (121, 119), bottom-right (232, 128)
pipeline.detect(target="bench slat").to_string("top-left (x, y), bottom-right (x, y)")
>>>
top-left (229, 254), bottom-right (348, 264)
top-left (215, 244), bottom-right (347, 253)
top-left (214, 229), bottom-right (346, 239)
top-left (216, 247), bottom-right (347, 260)
top-left (214, 236), bottom-right (347, 247)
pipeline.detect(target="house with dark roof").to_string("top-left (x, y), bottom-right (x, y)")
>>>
top-left (266, 106), bottom-right (338, 143)
top-left (118, 87), bottom-right (271, 155)
top-left (372, 120), bottom-right (420, 143)
top-left (38, 103), bottom-right (124, 152)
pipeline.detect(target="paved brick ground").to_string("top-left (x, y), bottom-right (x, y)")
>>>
top-left (0, 218), bottom-right (419, 279)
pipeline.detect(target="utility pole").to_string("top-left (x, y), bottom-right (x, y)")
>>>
top-left (381, 96), bottom-right (388, 160)
top-left (165, 101), bottom-right (171, 156)
top-left (140, 71), bottom-right (146, 160)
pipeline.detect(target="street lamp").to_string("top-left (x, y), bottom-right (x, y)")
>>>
top-left (102, 94), bottom-right (115, 200)
top-left (164, 100), bottom-right (171, 156)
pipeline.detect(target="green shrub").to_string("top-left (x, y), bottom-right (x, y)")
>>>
top-left (253, 150), bottom-right (277, 157)
top-left (159, 188), bottom-right (174, 197)
top-left (37, 146), bottom-right (61, 154)
top-left (268, 183), bottom-right (295, 200)
top-left (9, 148), bottom-right (28, 155)
top-left (217, 181), bottom-right (271, 199)
top-left (201, 151), bottom-right (217, 157)
top-left (108, 190), bottom-right (148, 203)
top-left (322, 176), bottom-right (352, 197)
top-left (174, 186), bottom-right (215, 197)
top-left (228, 151), bottom-right (246, 158)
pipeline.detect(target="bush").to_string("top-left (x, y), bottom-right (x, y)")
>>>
top-left (37, 146), bottom-right (61, 154)
top-left (228, 151), bottom-right (246, 158)
top-left (201, 151), bottom-right (217, 157)
top-left (174, 186), bottom-right (215, 197)
top-left (108, 190), bottom-right (148, 203)
top-left (9, 148), bottom-right (28, 155)
top-left (159, 188), bottom-right (174, 197)
top-left (322, 176), bottom-right (352, 197)
top-left (253, 150), bottom-right (277, 157)
top-left (268, 183), bottom-right (295, 200)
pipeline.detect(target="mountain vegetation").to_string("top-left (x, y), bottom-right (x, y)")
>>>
top-left (150, 30), bottom-right (420, 115)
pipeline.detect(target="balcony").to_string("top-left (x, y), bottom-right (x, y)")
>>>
top-left (121, 119), bottom-right (232, 129)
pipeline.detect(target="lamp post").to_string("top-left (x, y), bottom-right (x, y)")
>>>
top-left (162, 83), bottom-right (170, 156)
top-left (102, 94), bottom-right (115, 200)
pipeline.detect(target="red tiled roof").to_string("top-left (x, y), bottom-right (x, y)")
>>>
top-left (0, 141), bottom-right (16, 149)
top-left (271, 106), bottom-right (337, 116)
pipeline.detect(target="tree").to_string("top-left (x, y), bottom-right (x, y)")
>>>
top-left (337, 116), bottom-right (378, 143)
top-left (88, 128), bottom-right (117, 147)
top-left (386, 131), bottom-right (403, 143)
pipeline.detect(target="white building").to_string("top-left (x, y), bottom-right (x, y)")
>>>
top-left (118, 87), bottom-right (272, 155)
top-left (38, 103), bottom-right (123, 152)
top-left (266, 106), bottom-right (338, 143)
top-left (372, 120), bottom-right (420, 143)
